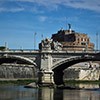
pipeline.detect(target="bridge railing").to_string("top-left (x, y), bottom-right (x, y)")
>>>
top-left (52, 50), bottom-right (100, 53)
top-left (0, 49), bottom-right (100, 53)
top-left (0, 49), bottom-right (39, 53)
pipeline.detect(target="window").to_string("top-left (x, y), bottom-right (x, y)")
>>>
top-left (81, 42), bottom-right (86, 45)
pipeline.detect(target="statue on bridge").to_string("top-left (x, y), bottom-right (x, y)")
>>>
top-left (39, 38), bottom-right (63, 51)
top-left (51, 41), bottom-right (63, 51)
top-left (39, 38), bottom-right (52, 50)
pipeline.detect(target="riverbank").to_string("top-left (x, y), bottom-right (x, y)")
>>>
top-left (0, 79), bottom-right (100, 88)
top-left (64, 80), bottom-right (100, 89)
top-left (0, 78), bottom-right (37, 85)
top-left (64, 80), bottom-right (100, 84)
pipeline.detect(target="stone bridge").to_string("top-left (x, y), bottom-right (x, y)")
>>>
top-left (0, 49), bottom-right (100, 86)
top-left (0, 38), bottom-right (100, 86)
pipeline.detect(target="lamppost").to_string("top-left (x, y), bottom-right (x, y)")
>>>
top-left (41, 34), bottom-right (44, 40)
top-left (96, 33), bottom-right (98, 51)
top-left (85, 42), bottom-right (88, 51)
top-left (34, 32), bottom-right (37, 50)
top-left (5, 42), bottom-right (7, 50)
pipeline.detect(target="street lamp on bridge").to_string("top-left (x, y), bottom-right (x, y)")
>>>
top-left (34, 32), bottom-right (37, 50)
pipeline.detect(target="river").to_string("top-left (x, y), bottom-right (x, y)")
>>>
top-left (0, 85), bottom-right (100, 100)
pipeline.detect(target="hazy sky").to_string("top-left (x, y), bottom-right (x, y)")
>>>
top-left (0, 0), bottom-right (100, 49)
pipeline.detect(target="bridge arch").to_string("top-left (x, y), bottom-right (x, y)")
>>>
top-left (0, 54), bottom-right (37, 66)
top-left (52, 54), bottom-right (100, 85)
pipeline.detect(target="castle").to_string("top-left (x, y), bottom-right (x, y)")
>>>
top-left (52, 24), bottom-right (94, 51)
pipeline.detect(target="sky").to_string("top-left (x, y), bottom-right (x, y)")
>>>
top-left (0, 0), bottom-right (100, 50)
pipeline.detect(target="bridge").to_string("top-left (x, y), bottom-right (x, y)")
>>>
top-left (0, 39), bottom-right (100, 86)
top-left (0, 48), bottom-right (100, 86)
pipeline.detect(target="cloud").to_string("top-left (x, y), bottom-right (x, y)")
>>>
top-left (0, 1), bottom-right (24, 12)
top-left (0, 7), bottom-right (24, 12)
top-left (0, 0), bottom-right (41, 13)
top-left (0, 0), bottom-right (100, 12)
top-left (19, 0), bottom-right (100, 12)
top-left (64, 0), bottom-right (100, 12)
top-left (38, 16), bottom-right (47, 22)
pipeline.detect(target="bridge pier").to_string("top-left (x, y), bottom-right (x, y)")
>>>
top-left (38, 70), bottom-right (54, 86)
top-left (38, 51), bottom-right (54, 86)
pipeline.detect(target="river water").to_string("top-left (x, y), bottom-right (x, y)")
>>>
top-left (0, 85), bottom-right (100, 100)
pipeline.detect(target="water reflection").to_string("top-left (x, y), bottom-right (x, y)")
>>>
top-left (38, 88), bottom-right (63, 100)
top-left (38, 88), bottom-right (54, 100)
top-left (0, 85), bottom-right (100, 100)
top-left (0, 85), bottom-right (38, 100)
top-left (38, 87), bottom-right (100, 100)
top-left (54, 89), bottom-right (63, 100)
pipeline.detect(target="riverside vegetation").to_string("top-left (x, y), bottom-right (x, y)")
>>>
top-left (0, 79), bottom-right (37, 85)
top-left (0, 79), bottom-right (100, 86)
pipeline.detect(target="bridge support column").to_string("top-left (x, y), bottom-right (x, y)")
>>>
top-left (38, 70), bottom-right (54, 86)
top-left (38, 51), bottom-right (54, 86)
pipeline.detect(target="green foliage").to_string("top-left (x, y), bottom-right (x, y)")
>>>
top-left (0, 79), bottom-right (37, 85)
top-left (0, 46), bottom-right (6, 51)
top-left (64, 80), bottom-right (100, 84)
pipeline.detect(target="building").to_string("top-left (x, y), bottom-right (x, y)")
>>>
top-left (51, 24), bottom-right (94, 51)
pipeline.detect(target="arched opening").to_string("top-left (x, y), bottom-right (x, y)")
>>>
top-left (0, 55), bottom-right (36, 65)
top-left (52, 56), bottom-right (100, 85)
top-left (0, 55), bottom-right (37, 79)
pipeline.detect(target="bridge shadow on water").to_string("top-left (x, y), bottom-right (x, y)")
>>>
top-left (37, 85), bottom-right (100, 100)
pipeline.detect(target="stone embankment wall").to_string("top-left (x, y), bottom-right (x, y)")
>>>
top-left (64, 69), bottom-right (80, 80)
top-left (0, 64), bottom-right (36, 79)
top-left (64, 68), bottom-right (80, 80)
top-left (64, 68), bottom-right (100, 80)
